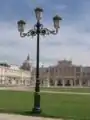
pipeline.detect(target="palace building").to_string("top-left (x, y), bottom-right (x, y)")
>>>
top-left (38, 60), bottom-right (90, 87)
top-left (0, 54), bottom-right (33, 87)
top-left (0, 56), bottom-right (90, 88)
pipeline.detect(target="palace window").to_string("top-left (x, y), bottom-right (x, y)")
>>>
top-left (9, 79), bottom-right (12, 84)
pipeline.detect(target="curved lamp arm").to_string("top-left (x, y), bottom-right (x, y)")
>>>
top-left (20, 29), bottom-right (37, 37)
top-left (19, 24), bottom-right (58, 38)
top-left (40, 28), bottom-right (58, 36)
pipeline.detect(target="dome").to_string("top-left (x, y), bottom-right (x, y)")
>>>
top-left (20, 54), bottom-right (31, 71)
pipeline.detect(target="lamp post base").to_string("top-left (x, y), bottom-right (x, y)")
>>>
top-left (32, 92), bottom-right (41, 114)
top-left (32, 107), bottom-right (41, 114)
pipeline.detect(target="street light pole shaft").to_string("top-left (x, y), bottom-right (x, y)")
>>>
top-left (33, 21), bottom-right (41, 113)
top-left (35, 22), bottom-right (40, 92)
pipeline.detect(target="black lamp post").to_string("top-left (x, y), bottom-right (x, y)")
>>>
top-left (17, 7), bottom-right (62, 114)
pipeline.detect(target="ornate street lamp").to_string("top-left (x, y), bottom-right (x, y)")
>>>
top-left (17, 7), bottom-right (62, 114)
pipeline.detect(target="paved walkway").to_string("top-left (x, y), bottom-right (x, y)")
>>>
top-left (0, 87), bottom-right (90, 95)
top-left (41, 90), bottom-right (90, 95)
top-left (0, 113), bottom-right (62, 120)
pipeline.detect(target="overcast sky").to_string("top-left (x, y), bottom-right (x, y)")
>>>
top-left (0, 0), bottom-right (90, 66)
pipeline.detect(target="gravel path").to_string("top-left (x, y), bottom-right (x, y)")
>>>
top-left (41, 90), bottom-right (90, 95)
top-left (0, 87), bottom-right (90, 95)
top-left (0, 113), bottom-right (62, 120)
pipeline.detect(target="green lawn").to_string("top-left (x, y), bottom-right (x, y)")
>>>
top-left (0, 90), bottom-right (90, 120)
top-left (41, 87), bottom-right (90, 93)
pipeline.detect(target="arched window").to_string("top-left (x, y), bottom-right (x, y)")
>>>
top-left (57, 79), bottom-right (62, 86)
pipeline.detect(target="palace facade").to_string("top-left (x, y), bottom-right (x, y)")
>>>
top-left (38, 60), bottom-right (90, 87)
top-left (0, 56), bottom-right (90, 87)
top-left (0, 55), bottom-right (34, 87)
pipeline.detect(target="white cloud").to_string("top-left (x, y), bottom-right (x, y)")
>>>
top-left (0, 6), bottom-right (90, 67)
